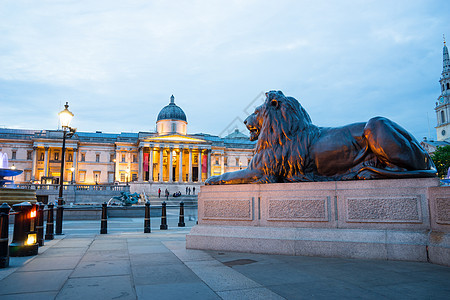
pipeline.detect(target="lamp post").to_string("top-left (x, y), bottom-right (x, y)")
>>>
top-left (56, 102), bottom-right (75, 235)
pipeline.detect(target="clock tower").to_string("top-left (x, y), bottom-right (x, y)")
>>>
top-left (436, 36), bottom-right (450, 141)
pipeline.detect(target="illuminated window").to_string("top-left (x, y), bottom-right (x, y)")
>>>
top-left (121, 154), bottom-right (126, 162)
top-left (132, 155), bottom-right (137, 163)
top-left (25, 170), bottom-right (31, 181)
top-left (132, 173), bottom-right (138, 181)
top-left (108, 172), bottom-right (114, 183)
top-left (94, 171), bottom-right (100, 183)
top-left (441, 111), bottom-right (446, 124)
top-left (224, 157), bottom-right (228, 166)
top-left (215, 157), bottom-right (219, 165)
top-left (54, 152), bottom-right (59, 161)
top-left (11, 150), bottom-right (16, 160)
top-left (120, 173), bottom-right (125, 182)
top-left (79, 171), bottom-right (86, 182)
top-left (110, 154), bottom-right (114, 162)
top-left (96, 154), bottom-right (100, 162)
top-left (68, 153), bottom-right (73, 162)
top-left (39, 153), bottom-right (44, 161)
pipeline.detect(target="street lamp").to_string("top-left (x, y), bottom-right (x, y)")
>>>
top-left (56, 102), bottom-right (75, 235)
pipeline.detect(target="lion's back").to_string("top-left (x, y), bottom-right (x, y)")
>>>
top-left (309, 123), bottom-right (368, 175)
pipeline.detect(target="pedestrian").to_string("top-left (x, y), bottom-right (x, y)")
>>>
top-left (165, 188), bottom-right (169, 201)
top-left (193, 187), bottom-right (195, 195)
top-left (158, 188), bottom-right (161, 198)
top-left (186, 186), bottom-right (188, 194)
top-left (188, 187), bottom-right (191, 195)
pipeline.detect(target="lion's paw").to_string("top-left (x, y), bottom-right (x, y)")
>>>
top-left (205, 175), bottom-right (223, 185)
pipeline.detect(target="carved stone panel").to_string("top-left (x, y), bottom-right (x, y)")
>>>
top-left (203, 198), bottom-right (252, 220)
top-left (267, 197), bottom-right (329, 222)
top-left (435, 197), bottom-right (450, 225)
top-left (346, 196), bottom-right (422, 223)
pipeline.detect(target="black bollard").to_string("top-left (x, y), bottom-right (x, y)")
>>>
top-left (178, 202), bottom-right (185, 227)
top-left (45, 203), bottom-right (54, 240)
top-left (0, 203), bottom-right (11, 268)
top-left (160, 201), bottom-right (168, 230)
top-left (9, 202), bottom-right (38, 257)
top-left (55, 199), bottom-right (64, 235)
top-left (100, 202), bottom-right (107, 234)
top-left (36, 202), bottom-right (45, 246)
top-left (144, 201), bottom-right (151, 233)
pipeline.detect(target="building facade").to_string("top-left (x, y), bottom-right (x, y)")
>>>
top-left (0, 96), bottom-right (255, 193)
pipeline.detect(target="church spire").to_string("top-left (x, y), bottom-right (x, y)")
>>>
top-left (170, 95), bottom-right (175, 104)
top-left (443, 34), bottom-right (450, 77)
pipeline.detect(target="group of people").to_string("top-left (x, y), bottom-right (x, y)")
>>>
top-left (157, 186), bottom-right (196, 200)
top-left (185, 186), bottom-right (195, 195)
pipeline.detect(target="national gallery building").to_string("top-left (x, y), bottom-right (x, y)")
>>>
top-left (0, 96), bottom-right (255, 193)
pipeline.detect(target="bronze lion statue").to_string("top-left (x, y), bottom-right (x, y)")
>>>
top-left (206, 90), bottom-right (437, 184)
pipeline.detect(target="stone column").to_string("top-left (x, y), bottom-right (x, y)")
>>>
top-left (31, 146), bottom-right (37, 181)
top-left (178, 147), bottom-right (183, 182)
top-left (207, 149), bottom-right (211, 179)
top-left (220, 153), bottom-right (225, 174)
top-left (148, 146), bottom-right (153, 182)
top-left (73, 148), bottom-right (78, 182)
top-left (44, 147), bottom-right (49, 177)
top-left (198, 149), bottom-right (203, 182)
top-left (169, 147), bottom-right (173, 182)
top-left (115, 150), bottom-right (120, 182)
top-left (159, 147), bottom-right (164, 182)
top-left (138, 146), bottom-right (143, 181)
top-left (188, 147), bottom-right (193, 182)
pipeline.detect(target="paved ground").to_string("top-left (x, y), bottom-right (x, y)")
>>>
top-left (1, 210), bottom-right (450, 299)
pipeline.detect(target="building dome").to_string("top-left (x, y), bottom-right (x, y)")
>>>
top-left (156, 95), bottom-right (188, 135)
top-left (157, 95), bottom-right (187, 122)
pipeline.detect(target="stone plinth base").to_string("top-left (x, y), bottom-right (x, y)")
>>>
top-left (186, 178), bottom-right (450, 266)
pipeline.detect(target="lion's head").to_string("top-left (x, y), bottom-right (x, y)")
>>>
top-left (244, 90), bottom-right (312, 144)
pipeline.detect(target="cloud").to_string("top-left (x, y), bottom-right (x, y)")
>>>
top-left (0, 0), bottom-right (449, 141)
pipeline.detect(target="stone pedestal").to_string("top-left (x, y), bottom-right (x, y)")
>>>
top-left (186, 178), bottom-right (450, 266)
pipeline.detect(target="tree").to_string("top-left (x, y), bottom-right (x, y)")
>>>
top-left (431, 145), bottom-right (450, 178)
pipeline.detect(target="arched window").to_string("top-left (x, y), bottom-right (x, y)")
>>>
top-left (447, 83), bottom-right (450, 90)
top-left (172, 123), bottom-right (176, 132)
top-left (443, 84), bottom-right (446, 92)
top-left (441, 110), bottom-right (446, 124)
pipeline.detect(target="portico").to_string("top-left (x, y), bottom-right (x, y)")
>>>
top-left (138, 134), bottom-right (212, 183)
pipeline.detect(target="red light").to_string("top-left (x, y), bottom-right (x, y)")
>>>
top-left (30, 210), bottom-right (36, 218)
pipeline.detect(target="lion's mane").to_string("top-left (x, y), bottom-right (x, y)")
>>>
top-left (250, 91), bottom-right (318, 181)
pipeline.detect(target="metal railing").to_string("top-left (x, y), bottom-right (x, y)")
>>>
top-left (16, 184), bottom-right (130, 192)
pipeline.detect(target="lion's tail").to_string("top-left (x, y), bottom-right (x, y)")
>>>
top-left (357, 166), bottom-right (438, 179)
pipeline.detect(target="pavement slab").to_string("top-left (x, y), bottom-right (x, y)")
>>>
top-left (70, 259), bottom-right (131, 278)
top-left (0, 291), bottom-right (59, 300)
top-left (135, 282), bottom-right (220, 300)
top-left (57, 275), bottom-right (136, 300)
top-left (0, 269), bottom-right (73, 295)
